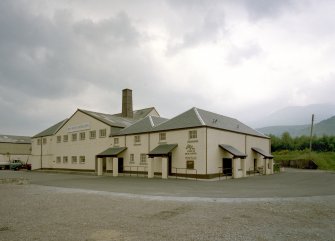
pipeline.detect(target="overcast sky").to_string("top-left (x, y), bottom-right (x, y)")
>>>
top-left (1, 0), bottom-right (335, 136)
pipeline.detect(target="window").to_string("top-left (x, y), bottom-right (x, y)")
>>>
top-left (56, 156), bottom-right (61, 163)
top-left (72, 133), bottom-right (77, 141)
top-left (79, 156), bottom-right (85, 164)
top-left (37, 139), bottom-right (41, 145)
top-left (188, 130), bottom-right (197, 139)
top-left (57, 136), bottom-right (61, 143)
top-left (79, 132), bottom-right (85, 140)
top-left (99, 129), bottom-right (106, 138)
top-left (89, 130), bottom-right (96, 139)
top-left (134, 135), bottom-right (140, 143)
top-left (140, 154), bottom-right (147, 165)
top-left (114, 138), bottom-right (119, 145)
top-left (187, 160), bottom-right (194, 169)
top-left (129, 154), bottom-right (134, 164)
top-left (63, 156), bottom-right (68, 164)
top-left (71, 156), bottom-right (77, 164)
top-left (63, 135), bottom-right (68, 142)
top-left (159, 133), bottom-right (166, 141)
top-left (43, 138), bottom-right (47, 144)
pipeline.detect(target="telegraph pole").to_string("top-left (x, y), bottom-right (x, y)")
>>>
top-left (309, 114), bottom-right (315, 157)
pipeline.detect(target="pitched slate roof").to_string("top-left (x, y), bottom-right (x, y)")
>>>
top-left (33, 119), bottom-right (68, 138)
top-left (152, 107), bottom-right (267, 138)
top-left (117, 116), bottom-right (169, 135)
top-left (0, 135), bottom-right (31, 144)
top-left (112, 107), bottom-right (159, 119)
top-left (80, 109), bottom-right (136, 128)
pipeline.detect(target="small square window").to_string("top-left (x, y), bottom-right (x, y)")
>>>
top-left (114, 138), bottom-right (119, 145)
top-left (63, 156), bottom-right (68, 164)
top-left (140, 154), bottom-right (147, 165)
top-left (134, 135), bottom-right (140, 143)
top-left (57, 136), bottom-right (61, 143)
top-left (129, 154), bottom-right (134, 164)
top-left (159, 133), bottom-right (166, 141)
top-left (186, 160), bottom-right (194, 169)
top-left (56, 156), bottom-right (61, 163)
top-left (79, 156), bottom-right (85, 164)
top-left (43, 138), bottom-right (47, 144)
top-left (80, 132), bottom-right (85, 140)
top-left (63, 135), bottom-right (68, 142)
top-left (72, 133), bottom-right (77, 141)
top-left (71, 156), bottom-right (77, 164)
top-left (99, 129), bottom-right (107, 138)
top-left (90, 130), bottom-right (96, 139)
top-left (188, 130), bottom-right (197, 139)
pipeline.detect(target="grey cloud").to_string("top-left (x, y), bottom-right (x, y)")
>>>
top-left (225, 43), bottom-right (262, 65)
top-left (237, 0), bottom-right (296, 20)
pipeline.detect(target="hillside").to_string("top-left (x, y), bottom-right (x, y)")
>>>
top-left (258, 115), bottom-right (335, 137)
top-left (251, 103), bottom-right (335, 128)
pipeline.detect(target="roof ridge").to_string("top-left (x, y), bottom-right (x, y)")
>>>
top-left (194, 107), bottom-right (205, 125)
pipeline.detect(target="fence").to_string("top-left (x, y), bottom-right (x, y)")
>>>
top-left (172, 167), bottom-right (198, 180)
top-left (121, 165), bottom-right (148, 177)
top-left (217, 167), bottom-right (233, 180)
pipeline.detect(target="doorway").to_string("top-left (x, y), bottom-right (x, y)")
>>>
top-left (222, 158), bottom-right (232, 176)
top-left (118, 158), bottom-right (124, 173)
top-left (168, 155), bottom-right (172, 175)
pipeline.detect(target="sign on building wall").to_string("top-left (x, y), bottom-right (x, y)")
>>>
top-left (185, 144), bottom-right (197, 160)
top-left (67, 123), bottom-right (90, 133)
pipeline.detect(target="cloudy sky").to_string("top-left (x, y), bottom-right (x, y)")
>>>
top-left (1, 0), bottom-right (335, 136)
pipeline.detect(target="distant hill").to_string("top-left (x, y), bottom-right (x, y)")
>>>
top-left (251, 103), bottom-right (335, 128)
top-left (257, 116), bottom-right (335, 137)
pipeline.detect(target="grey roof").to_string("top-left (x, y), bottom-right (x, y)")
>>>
top-left (148, 144), bottom-right (178, 157)
top-left (252, 147), bottom-right (273, 159)
top-left (153, 107), bottom-right (267, 138)
top-left (116, 116), bottom-right (169, 135)
top-left (0, 135), bottom-right (31, 144)
top-left (219, 144), bottom-right (247, 158)
top-left (97, 147), bottom-right (127, 157)
top-left (112, 107), bottom-right (159, 119)
top-left (80, 109), bottom-right (136, 128)
top-left (33, 119), bottom-right (68, 138)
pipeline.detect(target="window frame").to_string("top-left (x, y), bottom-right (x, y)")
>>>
top-left (79, 132), bottom-right (86, 140)
top-left (159, 133), bottom-right (166, 141)
top-left (89, 130), bottom-right (96, 139)
top-left (188, 130), bottom-right (197, 139)
top-left (72, 133), bottom-right (77, 141)
top-left (99, 129), bottom-right (107, 138)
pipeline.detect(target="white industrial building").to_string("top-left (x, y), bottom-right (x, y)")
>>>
top-left (31, 89), bottom-right (273, 179)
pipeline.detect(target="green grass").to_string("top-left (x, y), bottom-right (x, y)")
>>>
top-left (273, 150), bottom-right (335, 171)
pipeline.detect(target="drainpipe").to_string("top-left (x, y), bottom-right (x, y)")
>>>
top-left (40, 137), bottom-right (43, 169)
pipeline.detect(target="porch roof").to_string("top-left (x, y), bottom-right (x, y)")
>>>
top-left (148, 144), bottom-right (178, 157)
top-left (96, 147), bottom-right (127, 157)
top-left (219, 144), bottom-right (247, 159)
top-left (252, 147), bottom-right (273, 159)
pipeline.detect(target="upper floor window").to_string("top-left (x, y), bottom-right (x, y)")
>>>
top-left (90, 130), bottom-right (96, 139)
top-left (37, 139), bottom-right (41, 145)
top-left (114, 138), bottom-right (119, 145)
top-left (79, 132), bottom-right (85, 140)
top-left (56, 136), bottom-right (61, 143)
top-left (134, 135), bottom-right (141, 143)
top-left (63, 156), bottom-right (68, 164)
top-left (63, 135), bottom-right (68, 142)
top-left (159, 133), bottom-right (166, 141)
top-left (72, 133), bottom-right (77, 141)
top-left (99, 129), bottom-right (107, 138)
top-left (71, 156), bottom-right (77, 164)
top-left (188, 130), bottom-right (197, 139)
top-left (43, 138), bottom-right (47, 144)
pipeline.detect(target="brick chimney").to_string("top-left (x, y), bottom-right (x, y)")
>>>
top-left (122, 89), bottom-right (133, 118)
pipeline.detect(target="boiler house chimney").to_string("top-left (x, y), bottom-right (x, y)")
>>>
top-left (122, 88), bottom-right (133, 118)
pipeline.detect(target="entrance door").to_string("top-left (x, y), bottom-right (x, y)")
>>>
top-left (222, 158), bottom-right (232, 176)
top-left (118, 158), bottom-right (124, 173)
top-left (103, 158), bottom-right (106, 173)
top-left (168, 155), bottom-right (172, 175)
top-left (254, 158), bottom-right (257, 172)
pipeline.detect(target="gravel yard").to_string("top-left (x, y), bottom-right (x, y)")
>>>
top-left (1, 169), bottom-right (335, 241)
